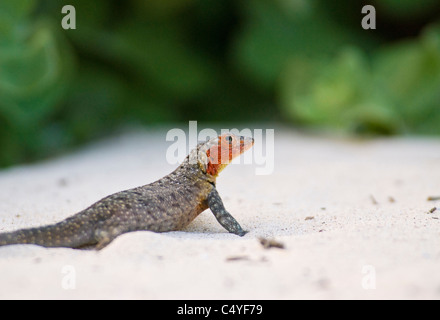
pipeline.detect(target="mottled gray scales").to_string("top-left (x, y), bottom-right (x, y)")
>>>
top-left (0, 134), bottom-right (254, 250)
top-left (207, 188), bottom-right (247, 237)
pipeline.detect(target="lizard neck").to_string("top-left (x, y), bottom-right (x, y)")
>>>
top-left (206, 161), bottom-right (224, 178)
top-left (174, 159), bottom-right (217, 185)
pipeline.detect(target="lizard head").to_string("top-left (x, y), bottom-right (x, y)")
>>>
top-left (196, 133), bottom-right (254, 177)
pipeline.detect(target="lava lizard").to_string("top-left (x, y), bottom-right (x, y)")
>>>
top-left (0, 133), bottom-right (254, 250)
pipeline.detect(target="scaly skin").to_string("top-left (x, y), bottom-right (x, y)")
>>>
top-left (0, 134), bottom-right (254, 250)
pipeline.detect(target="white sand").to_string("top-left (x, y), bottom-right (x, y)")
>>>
top-left (0, 127), bottom-right (440, 299)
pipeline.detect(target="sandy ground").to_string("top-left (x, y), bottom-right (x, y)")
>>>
top-left (0, 126), bottom-right (440, 300)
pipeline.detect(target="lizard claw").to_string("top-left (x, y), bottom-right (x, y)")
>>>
top-left (234, 229), bottom-right (248, 237)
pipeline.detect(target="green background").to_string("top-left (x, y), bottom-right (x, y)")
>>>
top-left (1, 0), bottom-right (440, 167)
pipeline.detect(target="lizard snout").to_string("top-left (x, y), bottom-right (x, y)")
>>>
top-left (239, 136), bottom-right (254, 154)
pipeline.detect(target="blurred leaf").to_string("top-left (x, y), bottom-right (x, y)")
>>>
top-left (0, 0), bottom-right (36, 41)
top-left (0, 21), bottom-right (74, 126)
top-left (280, 47), bottom-right (401, 134)
top-left (374, 23), bottom-right (440, 134)
top-left (67, 20), bottom-right (215, 101)
top-left (0, 0), bottom-right (35, 18)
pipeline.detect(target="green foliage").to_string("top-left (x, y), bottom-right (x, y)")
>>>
top-left (280, 48), bottom-right (401, 135)
top-left (280, 22), bottom-right (440, 135)
top-left (0, 0), bottom-right (440, 167)
top-left (374, 24), bottom-right (440, 135)
top-left (0, 0), bottom-right (73, 165)
top-left (232, 0), bottom-right (378, 90)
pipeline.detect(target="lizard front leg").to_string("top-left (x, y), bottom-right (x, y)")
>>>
top-left (207, 188), bottom-right (247, 236)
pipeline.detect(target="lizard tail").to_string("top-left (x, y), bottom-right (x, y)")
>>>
top-left (0, 220), bottom-right (95, 249)
top-left (0, 228), bottom-right (40, 247)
